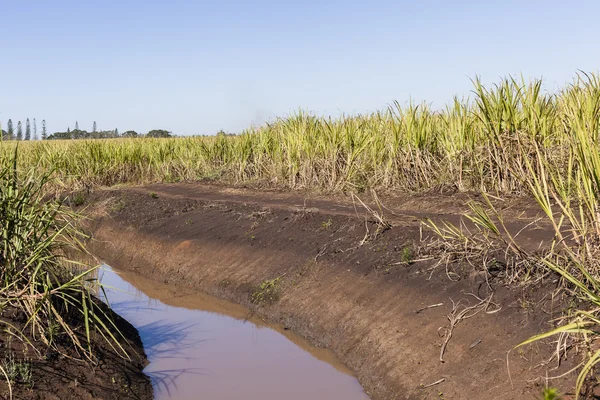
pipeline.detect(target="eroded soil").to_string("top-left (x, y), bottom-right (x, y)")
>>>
top-left (81, 182), bottom-right (580, 399)
top-left (0, 301), bottom-right (152, 400)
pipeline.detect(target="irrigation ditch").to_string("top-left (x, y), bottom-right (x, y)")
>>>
top-left (79, 182), bottom-right (586, 400)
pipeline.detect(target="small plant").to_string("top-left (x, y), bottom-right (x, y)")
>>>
top-left (45, 319), bottom-right (61, 346)
top-left (2, 353), bottom-right (32, 385)
top-left (401, 247), bottom-right (413, 264)
top-left (185, 219), bottom-right (193, 225)
top-left (251, 277), bottom-right (282, 305)
top-left (70, 192), bottom-right (86, 206)
top-left (110, 199), bottom-right (125, 212)
top-left (321, 218), bottom-right (333, 229)
top-left (218, 278), bottom-right (231, 288)
top-left (542, 388), bottom-right (561, 400)
top-left (150, 192), bottom-right (158, 199)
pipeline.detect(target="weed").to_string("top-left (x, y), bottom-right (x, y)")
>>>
top-left (251, 277), bottom-right (282, 305)
top-left (218, 278), bottom-right (231, 288)
top-left (70, 192), bottom-right (86, 206)
top-left (2, 353), bottom-right (32, 385)
top-left (542, 388), bottom-right (561, 400)
top-left (321, 219), bottom-right (333, 229)
top-left (110, 199), bottom-right (125, 212)
top-left (150, 192), bottom-right (158, 199)
top-left (401, 247), bottom-right (413, 264)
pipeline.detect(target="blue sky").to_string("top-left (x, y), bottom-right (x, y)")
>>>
top-left (1, 0), bottom-right (599, 136)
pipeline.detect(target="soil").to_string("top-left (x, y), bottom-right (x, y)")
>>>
top-left (80, 182), bottom-right (583, 400)
top-left (0, 301), bottom-right (152, 400)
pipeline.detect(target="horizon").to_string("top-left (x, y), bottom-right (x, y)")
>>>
top-left (2, 1), bottom-right (600, 136)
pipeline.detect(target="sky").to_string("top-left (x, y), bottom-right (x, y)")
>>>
top-left (1, 0), bottom-right (600, 136)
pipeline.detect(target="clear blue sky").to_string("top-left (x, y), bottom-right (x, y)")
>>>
top-left (1, 0), bottom-right (599, 136)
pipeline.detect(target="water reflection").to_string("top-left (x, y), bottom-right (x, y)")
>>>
top-left (98, 265), bottom-right (369, 400)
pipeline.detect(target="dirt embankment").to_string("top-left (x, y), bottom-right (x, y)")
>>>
top-left (0, 301), bottom-right (152, 400)
top-left (83, 183), bottom-right (576, 400)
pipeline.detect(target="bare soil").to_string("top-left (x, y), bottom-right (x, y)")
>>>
top-left (0, 301), bottom-right (152, 400)
top-left (81, 182), bottom-right (582, 400)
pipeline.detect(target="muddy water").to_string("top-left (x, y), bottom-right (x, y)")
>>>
top-left (98, 265), bottom-right (369, 400)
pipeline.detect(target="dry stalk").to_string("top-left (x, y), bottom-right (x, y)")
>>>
top-left (415, 303), bottom-right (443, 314)
top-left (421, 378), bottom-right (445, 389)
top-left (351, 193), bottom-right (392, 228)
top-left (439, 293), bottom-right (500, 363)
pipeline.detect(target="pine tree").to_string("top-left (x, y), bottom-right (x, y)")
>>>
top-left (114, 128), bottom-right (119, 137)
top-left (67, 127), bottom-right (71, 139)
top-left (25, 118), bottom-right (31, 140)
top-left (75, 121), bottom-right (79, 131)
top-left (41, 120), bottom-right (47, 140)
top-left (33, 118), bottom-right (37, 140)
top-left (17, 121), bottom-right (23, 140)
top-left (7, 119), bottom-right (13, 140)
top-left (92, 121), bottom-right (97, 133)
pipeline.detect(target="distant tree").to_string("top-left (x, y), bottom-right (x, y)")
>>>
top-left (114, 128), bottom-right (119, 137)
top-left (41, 120), bottom-right (47, 140)
top-left (122, 130), bottom-right (138, 137)
top-left (92, 121), bottom-right (97, 133)
top-left (7, 119), bottom-right (13, 140)
top-left (71, 121), bottom-right (86, 139)
top-left (25, 118), bottom-right (31, 140)
top-left (47, 130), bottom-right (70, 140)
top-left (47, 128), bottom-right (131, 140)
top-left (216, 129), bottom-right (237, 137)
top-left (33, 118), bottom-right (37, 140)
top-left (17, 121), bottom-right (23, 140)
top-left (146, 129), bottom-right (172, 138)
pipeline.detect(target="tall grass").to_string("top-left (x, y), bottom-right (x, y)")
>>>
top-left (412, 73), bottom-right (600, 398)
top-left (0, 74), bottom-right (582, 194)
top-left (0, 147), bottom-right (128, 396)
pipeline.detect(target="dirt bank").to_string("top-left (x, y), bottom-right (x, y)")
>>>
top-left (0, 300), bottom-right (152, 400)
top-left (82, 183), bottom-right (577, 400)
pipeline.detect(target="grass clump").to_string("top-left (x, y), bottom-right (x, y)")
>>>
top-left (1, 353), bottom-right (32, 386)
top-left (69, 191), bottom-right (87, 207)
top-left (400, 247), bottom-right (413, 264)
top-left (251, 277), bottom-right (282, 305)
top-left (0, 148), bottom-right (128, 395)
top-left (542, 388), bottom-right (561, 400)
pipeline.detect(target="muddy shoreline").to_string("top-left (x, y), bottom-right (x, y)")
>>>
top-left (83, 183), bottom-right (576, 400)
top-left (0, 297), bottom-right (153, 399)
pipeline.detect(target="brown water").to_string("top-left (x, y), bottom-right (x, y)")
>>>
top-left (99, 265), bottom-right (369, 400)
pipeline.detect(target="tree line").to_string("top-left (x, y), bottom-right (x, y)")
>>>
top-left (1, 119), bottom-right (173, 140)
top-left (1, 118), bottom-right (45, 140)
